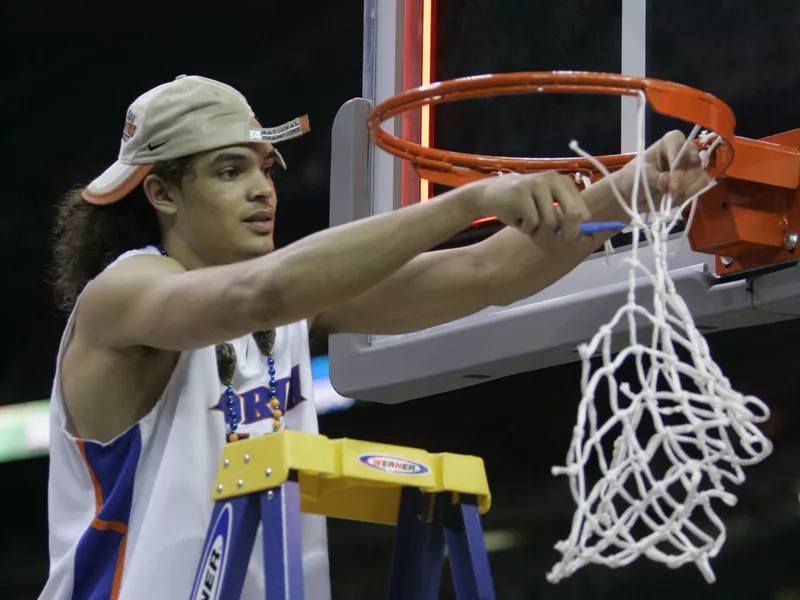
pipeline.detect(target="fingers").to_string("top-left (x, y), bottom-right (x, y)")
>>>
top-left (519, 172), bottom-right (590, 244)
top-left (658, 130), bottom-right (688, 171)
top-left (682, 140), bottom-right (702, 169)
top-left (678, 168), bottom-right (711, 200)
top-left (508, 179), bottom-right (541, 235)
top-left (651, 130), bottom-right (709, 200)
top-left (551, 175), bottom-right (590, 242)
top-left (527, 176), bottom-right (559, 240)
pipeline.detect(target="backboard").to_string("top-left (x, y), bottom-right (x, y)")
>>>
top-left (328, 0), bottom-right (800, 403)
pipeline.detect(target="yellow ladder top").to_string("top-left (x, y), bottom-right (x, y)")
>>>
top-left (211, 430), bottom-right (492, 526)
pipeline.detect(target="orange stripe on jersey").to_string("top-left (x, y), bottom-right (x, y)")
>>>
top-left (90, 518), bottom-right (128, 535)
top-left (76, 439), bottom-right (104, 514)
top-left (110, 534), bottom-right (128, 599)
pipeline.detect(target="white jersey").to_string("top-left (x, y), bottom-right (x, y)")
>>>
top-left (38, 246), bottom-right (331, 600)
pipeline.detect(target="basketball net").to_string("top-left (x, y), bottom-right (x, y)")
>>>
top-left (547, 91), bottom-right (773, 584)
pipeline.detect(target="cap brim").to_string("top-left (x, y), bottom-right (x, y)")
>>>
top-left (82, 161), bottom-right (154, 205)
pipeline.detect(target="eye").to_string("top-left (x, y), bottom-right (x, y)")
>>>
top-left (219, 167), bottom-right (240, 180)
top-left (262, 163), bottom-right (275, 178)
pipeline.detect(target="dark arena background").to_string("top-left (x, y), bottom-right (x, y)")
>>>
top-left (3, 1), bottom-right (800, 598)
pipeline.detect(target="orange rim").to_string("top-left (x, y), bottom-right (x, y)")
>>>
top-left (368, 71), bottom-right (736, 186)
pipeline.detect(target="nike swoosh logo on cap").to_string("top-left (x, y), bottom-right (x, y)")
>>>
top-left (148, 141), bottom-right (168, 151)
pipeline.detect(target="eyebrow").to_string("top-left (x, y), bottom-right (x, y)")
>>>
top-left (208, 149), bottom-right (276, 168)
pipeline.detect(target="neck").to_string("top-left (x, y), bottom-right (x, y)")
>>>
top-left (159, 232), bottom-right (212, 271)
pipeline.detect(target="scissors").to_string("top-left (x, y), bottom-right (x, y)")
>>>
top-left (579, 221), bottom-right (624, 234)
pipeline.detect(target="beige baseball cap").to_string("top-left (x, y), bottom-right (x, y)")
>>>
top-left (82, 75), bottom-right (310, 205)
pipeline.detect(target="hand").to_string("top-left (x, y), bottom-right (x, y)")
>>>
top-left (469, 171), bottom-right (594, 248)
top-left (617, 130), bottom-right (711, 210)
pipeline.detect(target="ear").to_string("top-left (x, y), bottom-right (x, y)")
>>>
top-left (142, 173), bottom-right (179, 216)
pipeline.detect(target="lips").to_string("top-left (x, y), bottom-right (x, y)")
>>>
top-left (243, 210), bottom-right (274, 235)
top-left (243, 210), bottom-right (273, 223)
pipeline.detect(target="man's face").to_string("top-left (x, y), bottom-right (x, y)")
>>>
top-left (173, 143), bottom-right (279, 265)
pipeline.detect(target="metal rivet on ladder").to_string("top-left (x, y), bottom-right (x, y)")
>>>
top-left (237, 479), bottom-right (244, 488)
top-left (244, 454), bottom-right (250, 463)
top-left (265, 468), bottom-right (272, 477)
top-left (223, 459), bottom-right (230, 468)
top-left (217, 484), bottom-right (223, 493)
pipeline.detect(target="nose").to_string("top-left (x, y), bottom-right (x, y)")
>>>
top-left (248, 171), bottom-right (275, 205)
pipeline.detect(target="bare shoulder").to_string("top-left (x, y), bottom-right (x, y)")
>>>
top-left (61, 254), bottom-right (183, 442)
top-left (75, 253), bottom-right (185, 347)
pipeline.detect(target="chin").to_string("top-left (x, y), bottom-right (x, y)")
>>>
top-left (242, 237), bottom-right (275, 257)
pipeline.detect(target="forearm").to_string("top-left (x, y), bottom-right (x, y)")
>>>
top-left (255, 187), bottom-right (479, 326)
top-left (476, 171), bottom-right (633, 305)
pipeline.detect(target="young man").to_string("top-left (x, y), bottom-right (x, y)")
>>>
top-left (40, 75), bottom-right (708, 599)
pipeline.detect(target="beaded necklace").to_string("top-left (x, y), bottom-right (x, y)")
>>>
top-left (155, 245), bottom-right (281, 442)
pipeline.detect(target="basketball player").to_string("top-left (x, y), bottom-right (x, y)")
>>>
top-left (38, 75), bottom-right (708, 599)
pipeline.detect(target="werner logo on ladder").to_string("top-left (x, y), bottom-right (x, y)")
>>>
top-left (192, 504), bottom-right (233, 600)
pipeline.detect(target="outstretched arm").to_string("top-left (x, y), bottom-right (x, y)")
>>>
top-left (309, 171), bottom-right (625, 335)
top-left (311, 131), bottom-right (710, 336)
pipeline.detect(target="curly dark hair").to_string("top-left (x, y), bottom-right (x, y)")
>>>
top-left (50, 156), bottom-right (196, 312)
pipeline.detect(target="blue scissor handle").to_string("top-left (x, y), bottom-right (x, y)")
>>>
top-left (579, 221), bottom-right (624, 234)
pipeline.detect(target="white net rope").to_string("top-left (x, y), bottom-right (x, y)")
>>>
top-left (547, 92), bottom-right (773, 585)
